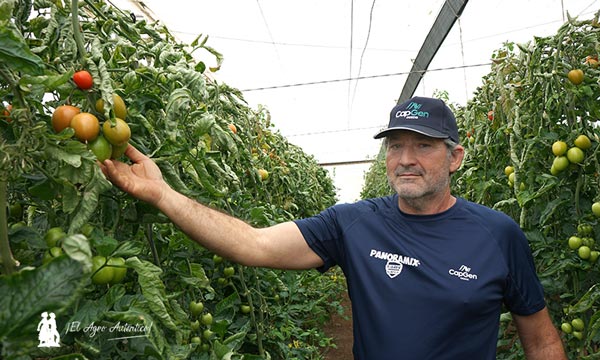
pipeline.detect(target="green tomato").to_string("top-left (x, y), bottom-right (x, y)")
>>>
top-left (223, 266), bottom-right (235, 277)
top-left (212, 254), bottom-right (223, 264)
top-left (240, 305), bottom-right (251, 314)
top-left (190, 320), bottom-right (200, 331)
top-left (201, 313), bottom-right (213, 326)
top-left (592, 202), bottom-right (600, 217)
top-left (190, 301), bottom-right (204, 316)
top-left (45, 227), bottom-right (65, 247)
top-left (568, 236), bottom-right (582, 250)
top-left (202, 329), bottom-right (214, 340)
top-left (590, 251), bottom-right (599, 263)
top-left (572, 331), bottom-right (583, 340)
top-left (561, 322), bottom-right (572, 334)
top-left (191, 336), bottom-right (202, 344)
top-left (572, 318), bottom-right (585, 331)
top-left (578, 246), bottom-right (592, 260)
top-left (108, 257), bottom-right (127, 284)
top-left (91, 255), bottom-right (114, 285)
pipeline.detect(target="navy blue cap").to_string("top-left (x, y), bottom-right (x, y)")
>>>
top-left (374, 96), bottom-right (459, 143)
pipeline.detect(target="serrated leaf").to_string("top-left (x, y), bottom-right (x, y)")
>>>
top-left (126, 257), bottom-right (178, 331)
top-left (0, 256), bottom-right (85, 341)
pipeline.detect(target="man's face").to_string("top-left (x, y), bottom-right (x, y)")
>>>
top-left (385, 130), bottom-right (462, 200)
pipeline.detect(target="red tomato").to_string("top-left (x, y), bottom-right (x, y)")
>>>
top-left (73, 70), bottom-right (94, 90)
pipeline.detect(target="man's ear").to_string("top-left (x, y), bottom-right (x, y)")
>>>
top-left (449, 145), bottom-right (465, 174)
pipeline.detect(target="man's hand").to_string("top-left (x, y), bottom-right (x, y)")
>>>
top-left (99, 144), bottom-right (168, 206)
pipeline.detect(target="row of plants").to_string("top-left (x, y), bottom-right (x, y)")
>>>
top-left (1, 1), bottom-right (345, 359)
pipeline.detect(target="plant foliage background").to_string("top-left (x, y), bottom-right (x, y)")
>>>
top-left (0, 1), bottom-right (345, 359)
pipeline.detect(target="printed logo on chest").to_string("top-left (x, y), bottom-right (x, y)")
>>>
top-left (369, 249), bottom-right (421, 279)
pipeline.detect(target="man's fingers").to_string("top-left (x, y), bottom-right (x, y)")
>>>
top-left (124, 144), bottom-right (147, 163)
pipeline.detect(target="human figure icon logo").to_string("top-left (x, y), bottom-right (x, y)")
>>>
top-left (37, 312), bottom-right (61, 347)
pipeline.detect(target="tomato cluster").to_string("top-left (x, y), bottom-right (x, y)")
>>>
top-left (561, 317), bottom-right (586, 341)
top-left (567, 223), bottom-right (599, 263)
top-left (51, 90), bottom-right (131, 162)
top-left (550, 135), bottom-right (592, 176)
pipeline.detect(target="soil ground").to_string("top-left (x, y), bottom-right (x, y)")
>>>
top-left (322, 291), bottom-right (354, 360)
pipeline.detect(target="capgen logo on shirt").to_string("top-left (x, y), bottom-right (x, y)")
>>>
top-left (395, 101), bottom-right (430, 120)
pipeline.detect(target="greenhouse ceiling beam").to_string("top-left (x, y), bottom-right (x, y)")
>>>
top-left (397, 0), bottom-right (469, 104)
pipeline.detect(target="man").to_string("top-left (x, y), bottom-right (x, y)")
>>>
top-left (100, 96), bottom-right (566, 359)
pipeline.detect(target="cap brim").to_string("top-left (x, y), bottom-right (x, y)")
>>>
top-left (373, 125), bottom-right (449, 140)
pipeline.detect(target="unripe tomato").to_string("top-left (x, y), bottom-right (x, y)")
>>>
top-left (561, 322), bottom-right (572, 333)
top-left (108, 257), bottom-right (127, 284)
top-left (568, 236), bottom-right (583, 250)
top-left (191, 336), bottom-right (202, 344)
top-left (201, 313), bottom-right (213, 326)
top-left (590, 251), bottom-right (599, 263)
top-left (573, 331), bottom-right (583, 340)
top-left (566, 147), bottom-right (585, 164)
top-left (202, 329), bottom-right (214, 340)
top-left (574, 134), bottom-right (592, 150)
top-left (571, 318), bottom-right (585, 331)
top-left (508, 172), bottom-right (515, 185)
top-left (73, 70), bottom-right (94, 90)
top-left (213, 254), bottom-right (223, 264)
top-left (223, 266), bottom-right (235, 277)
top-left (111, 142), bottom-right (129, 159)
top-left (552, 156), bottom-right (569, 172)
top-left (551, 141), bottom-right (567, 156)
top-left (88, 134), bottom-right (113, 162)
top-left (102, 118), bottom-right (131, 145)
top-left (240, 305), bottom-right (251, 314)
top-left (70, 113), bottom-right (100, 141)
top-left (568, 69), bottom-right (584, 85)
top-left (258, 169), bottom-right (269, 181)
top-left (189, 301), bottom-right (204, 316)
top-left (95, 94), bottom-right (127, 120)
top-left (52, 105), bottom-right (80, 133)
top-left (578, 246), bottom-right (591, 260)
top-left (593, 202), bottom-right (600, 217)
top-left (91, 255), bottom-right (114, 285)
top-left (45, 227), bottom-right (66, 247)
top-left (504, 166), bottom-right (514, 176)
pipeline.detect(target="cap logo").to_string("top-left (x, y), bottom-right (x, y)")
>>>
top-left (395, 101), bottom-right (429, 120)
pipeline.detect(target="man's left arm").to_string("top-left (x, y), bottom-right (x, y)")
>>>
top-left (512, 306), bottom-right (567, 360)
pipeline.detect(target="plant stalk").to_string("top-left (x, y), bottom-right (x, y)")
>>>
top-left (0, 180), bottom-right (17, 274)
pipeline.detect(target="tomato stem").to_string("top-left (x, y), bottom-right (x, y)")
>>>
top-left (0, 180), bottom-right (17, 275)
top-left (71, 0), bottom-right (88, 66)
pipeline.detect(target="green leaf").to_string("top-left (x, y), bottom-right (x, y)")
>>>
top-left (19, 71), bottom-right (73, 91)
top-left (126, 257), bottom-right (178, 331)
top-left (568, 284), bottom-right (600, 314)
top-left (62, 233), bottom-right (93, 272)
top-left (0, 19), bottom-right (45, 74)
top-left (0, 256), bottom-right (85, 342)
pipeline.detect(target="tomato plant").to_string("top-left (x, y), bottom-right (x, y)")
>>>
top-left (1, 2), bottom-right (340, 359)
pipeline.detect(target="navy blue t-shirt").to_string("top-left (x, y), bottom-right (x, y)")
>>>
top-left (294, 195), bottom-right (546, 360)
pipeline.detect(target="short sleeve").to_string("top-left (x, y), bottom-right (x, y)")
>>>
top-left (502, 224), bottom-right (546, 315)
top-left (293, 206), bottom-right (347, 272)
